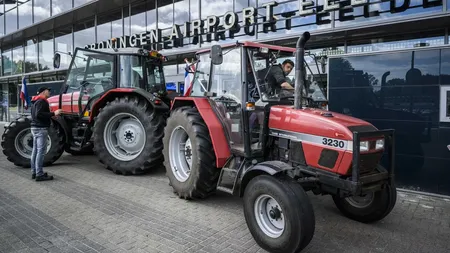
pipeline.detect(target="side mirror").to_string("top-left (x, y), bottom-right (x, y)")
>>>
top-left (53, 53), bottom-right (61, 69)
top-left (210, 45), bottom-right (223, 65)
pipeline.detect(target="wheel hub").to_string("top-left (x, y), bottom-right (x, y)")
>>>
top-left (104, 113), bottom-right (146, 161)
top-left (254, 194), bottom-right (285, 238)
top-left (345, 192), bottom-right (375, 208)
top-left (168, 126), bottom-right (192, 182)
top-left (15, 128), bottom-right (52, 159)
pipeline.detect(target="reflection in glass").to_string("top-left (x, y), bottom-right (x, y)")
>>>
top-left (53, 0), bottom-right (73, 16)
top-left (34, 0), bottom-right (51, 23)
top-left (0, 4), bottom-right (4, 37)
top-left (5, 2), bottom-right (17, 35)
top-left (348, 36), bottom-right (445, 53)
top-left (158, 0), bottom-right (173, 29)
top-left (12, 46), bottom-right (24, 75)
top-left (38, 33), bottom-right (54, 71)
top-left (74, 18), bottom-right (95, 49)
top-left (130, 1), bottom-right (147, 34)
top-left (440, 49), bottom-right (450, 85)
top-left (25, 39), bottom-right (39, 73)
top-left (2, 50), bottom-right (12, 76)
top-left (18, 0), bottom-right (32, 29)
top-left (147, 0), bottom-right (157, 30)
top-left (334, 0), bottom-right (442, 28)
top-left (74, 0), bottom-right (94, 8)
top-left (55, 26), bottom-right (73, 69)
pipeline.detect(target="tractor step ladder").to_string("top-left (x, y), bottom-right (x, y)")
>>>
top-left (216, 156), bottom-right (244, 195)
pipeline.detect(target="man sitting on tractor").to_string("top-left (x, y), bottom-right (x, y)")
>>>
top-left (265, 59), bottom-right (295, 96)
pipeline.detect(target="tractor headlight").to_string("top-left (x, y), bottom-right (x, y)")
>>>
top-left (376, 139), bottom-right (385, 150)
top-left (360, 141), bottom-right (369, 151)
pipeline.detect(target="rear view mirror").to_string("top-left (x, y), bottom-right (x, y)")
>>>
top-left (210, 45), bottom-right (223, 65)
top-left (53, 53), bottom-right (61, 69)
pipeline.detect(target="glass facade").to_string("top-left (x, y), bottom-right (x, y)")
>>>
top-left (328, 47), bottom-right (450, 195)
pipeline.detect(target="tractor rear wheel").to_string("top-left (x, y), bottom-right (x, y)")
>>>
top-left (162, 106), bottom-right (220, 199)
top-left (243, 175), bottom-right (315, 253)
top-left (93, 96), bottom-right (165, 175)
top-left (332, 181), bottom-right (397, 223)
top-left (1, 116), bottom-right (65, 168)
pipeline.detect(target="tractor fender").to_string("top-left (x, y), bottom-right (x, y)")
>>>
top-left (89, 88), bottom-right (170, 122)
top-left (238, 161), bottom-right (295, 197)
top-left (51, 116), bottom-right (70, 144)
top-left (171, 97), bottom-right (231, 168)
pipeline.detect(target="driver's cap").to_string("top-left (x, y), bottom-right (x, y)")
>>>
top-left (37, 86), bottom-right (51, 94)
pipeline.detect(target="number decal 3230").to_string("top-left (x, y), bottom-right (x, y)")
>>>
top-left (322, 138), bottom-right (345, 148)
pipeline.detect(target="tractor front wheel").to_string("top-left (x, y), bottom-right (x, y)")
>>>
top-left (332, 182), bottom-right (397, 223)
top-left (1, 117), bottom-right (65, 168)
top-left (162, 106), bottom-right (220, 199)
top-left (243, 175), bottom-right (315, 253)
top-left (93, 96), bottom-right (165, 175)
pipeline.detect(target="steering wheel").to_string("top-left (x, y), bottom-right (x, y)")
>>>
top-left (214, 93), bottom-right (241, 113)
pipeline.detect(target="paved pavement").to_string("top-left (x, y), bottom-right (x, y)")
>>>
top-left (0, 152), bottom-right (449, 253)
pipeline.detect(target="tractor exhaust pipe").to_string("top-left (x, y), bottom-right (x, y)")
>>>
top-left (294, 31), bottom-right (310, 110)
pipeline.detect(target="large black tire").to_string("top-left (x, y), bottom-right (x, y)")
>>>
top-left (332, 181), bottom-right (397, 223)
top-left (1, 116), bottom-right (65, 168)
top-left (162, 106), bottom-right (220, 199)
top-left (243, 174), bottom-right (315, 253)
top-left (93, 96), bottom-right (165, 175)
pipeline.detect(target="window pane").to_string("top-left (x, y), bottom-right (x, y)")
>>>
top-left (441, 49), bottom-right (450, 85)
top-left (130, 1), bottom-right (147, 35)
top-left (119, 55), bottom-right (143, 88)
top-left (147, 0), bottom-right (157, 30)
top-left (5, 2), bottom-right (17, 35)
top-left (0, 4), bottom-right (4, 37)
top-left (191, 54), bottom-right (210, 96)
top-left (55, 26), bottom-right (73, 69)
top-left (53, 0), bottom-right (73, 16)
top-left (114, 7), bottom-right (124, 38)
top-left (34, 0), bottom-right (51, 23)
top-left (25, 39), bottom-right (39, 73)
top-left (146, 62), bottom-right (165, 93)
top-left (2, 49), bottom-right (12, 76)
top-left (328, 49), bottom-right (440, 122)
top-left (74, 0), bottom-right (94, 8)
top-left (38, 32), bottom-right (54, 71)
top-left (12, 46), bottom-right (24, 75)
top-left (210, 48), bottom-right (241, 99)
top-left (74, 18), bottom-right (95, 48)
top-left (334, 0), bottom-right (442, 28)
top-left (158, 0), bottom-right (173, 29)
top-left (348, 35), bottom-right (445, 54)
top-left (18, 0), bottom-right (32, 29)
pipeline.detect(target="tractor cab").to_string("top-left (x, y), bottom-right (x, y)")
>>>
top-left (186, 42), bottom-right (327, 157)
top-left (51, 47), bottom-right (167, 119)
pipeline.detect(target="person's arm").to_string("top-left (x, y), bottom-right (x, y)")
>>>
top-left (35, 100), bottom-right (55, 119)
top-left (273, 68), bottom-right (294, 90)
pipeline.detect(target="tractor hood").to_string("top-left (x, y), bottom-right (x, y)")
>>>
top-left (268, 105), bottom-right (377, 141)
top-left (47, 92), bottom-right (89, 113)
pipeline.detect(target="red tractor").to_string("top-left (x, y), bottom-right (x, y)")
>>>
top-left (162, 32), bottom-right (397, 252)
top-left (2, 47), bottom-right (170, 175)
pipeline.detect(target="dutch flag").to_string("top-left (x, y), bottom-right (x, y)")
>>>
top-left (20, 76), bottom-right (31, 109)
top-left (183, 59), bottom-right (196, 96)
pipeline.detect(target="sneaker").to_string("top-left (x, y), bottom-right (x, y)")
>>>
top-left (35, 174), bottom-right (54, 181)
top-left (32, 172), bottom-right (47, 179)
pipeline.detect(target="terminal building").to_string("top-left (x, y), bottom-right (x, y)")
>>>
top-left (0, 0), bottom-right (449, 196)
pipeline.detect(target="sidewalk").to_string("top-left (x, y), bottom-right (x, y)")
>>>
top-left (0, 153), bottom-right (449, 253)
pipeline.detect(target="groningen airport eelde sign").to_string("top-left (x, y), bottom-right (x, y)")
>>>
top-left (86, 0), bottom-right (442, 51)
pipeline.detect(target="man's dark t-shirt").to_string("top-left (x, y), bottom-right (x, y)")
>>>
top-left (31, 97), bottom-right (55, 128)
top-left (265, 64), bottom-right (288, 95)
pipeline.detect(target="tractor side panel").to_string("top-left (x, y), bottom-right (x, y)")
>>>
top-left (47, 92), bottom-right (89, 114)
top-left (172, 97), bottom-right (231, 168)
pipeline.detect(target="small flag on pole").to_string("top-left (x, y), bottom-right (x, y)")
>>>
top-left (183, 58), bottom-right (196, 96)
top-left (20, 76), bottom-right (31, 109)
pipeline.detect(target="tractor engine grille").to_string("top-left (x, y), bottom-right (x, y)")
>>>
top-left (349, 152), bottom-right (383, 175)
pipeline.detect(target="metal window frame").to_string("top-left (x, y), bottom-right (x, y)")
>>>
top-left (440, 86), bottom-right (450, 123)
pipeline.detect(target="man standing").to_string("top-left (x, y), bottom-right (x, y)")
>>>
top-left (30, 86), bottom-right (62, 181)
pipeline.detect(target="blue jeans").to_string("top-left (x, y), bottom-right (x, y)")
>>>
top-left (31, 127), bottom-right (48, 176)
